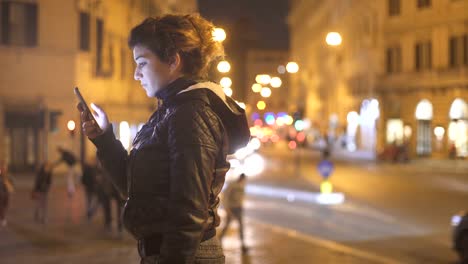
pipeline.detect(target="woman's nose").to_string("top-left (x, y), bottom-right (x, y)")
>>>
top-left (134, 68), bottom-right (142, 80)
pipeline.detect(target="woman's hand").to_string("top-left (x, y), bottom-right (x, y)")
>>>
top-left (77, 103), bottom-right (109, 139)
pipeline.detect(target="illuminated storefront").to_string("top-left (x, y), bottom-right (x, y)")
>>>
top-left (360, 99), bottom-right (380, 152)
top-left (415, 99), bottom-right (433, 156)
top-left (448, 98), bottom-right (468, 157)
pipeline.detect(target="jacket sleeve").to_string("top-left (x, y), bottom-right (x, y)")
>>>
top-left (90, 125), bottom-right (129, 198)
top-left (159, 104), bottom-right (220, 264)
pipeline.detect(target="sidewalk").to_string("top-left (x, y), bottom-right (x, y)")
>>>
top-left (0, 173), bottom-right (388, 264)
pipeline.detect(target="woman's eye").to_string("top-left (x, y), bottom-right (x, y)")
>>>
top-left (138, 62), bottom-right (146, 68)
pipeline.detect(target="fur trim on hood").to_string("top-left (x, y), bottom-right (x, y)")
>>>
top-left (178, 82), bottom-right (250, 154)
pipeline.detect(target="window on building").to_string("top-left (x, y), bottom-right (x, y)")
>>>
top-left (94, 18), bottom-right (113, 78)
top-left (415, 41), bottom-right (432, 71)
top-left (388, 0), bottom-right (400, 16)
top-left (386, 46), bottom-right (401, 73)
top-left (417, 0), bottom-right (431, 8)
top-left (79, 12), bottom-right (90, 51)
top-left (449, 34), bottom-right (468, 68)
top-left (96, 18), bottom-right (104, 73)
top-left (0, 1), bottom-right (38, 46)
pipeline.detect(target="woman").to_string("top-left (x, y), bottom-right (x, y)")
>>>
top-left (78, 14), bottom-right (249, 264)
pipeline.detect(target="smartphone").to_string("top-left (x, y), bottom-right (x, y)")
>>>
top-left (74, 87), bottom-right (101, 130)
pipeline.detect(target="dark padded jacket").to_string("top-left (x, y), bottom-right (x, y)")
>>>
top-left (91, 78), bottom-right (250, 263)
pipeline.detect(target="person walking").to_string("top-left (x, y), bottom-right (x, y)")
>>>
top-left (55, 147), bottom-right (78, 198)
top-left (81, 160), bottom-right (99, 221)
top-left (78, 13), bottom-right (250, 264)
top-left (0, 160), bottom-right (14, 227)
top-left (32, 162), bottom-right (53, 224)
top-left (55, 147), bottom-right (79, 221)
top-left (219, 173), bottom-right (248, 253)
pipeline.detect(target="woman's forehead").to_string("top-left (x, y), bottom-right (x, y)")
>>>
top-left (133, 45), bottom-right (152, 60)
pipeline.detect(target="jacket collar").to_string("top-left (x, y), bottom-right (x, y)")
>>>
top-left (155, 77), bottom-right (197, 103)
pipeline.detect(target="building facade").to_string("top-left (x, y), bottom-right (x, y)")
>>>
top-left (378, 0), bottom-right (468, 159)
top-left (288, 0), bottom-right (382, 155)
top-left (288, 0), bottom-right (468, 159)
top-left (0, 0), bottom-right (197, 172)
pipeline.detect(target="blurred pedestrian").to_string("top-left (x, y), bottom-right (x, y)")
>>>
top-left (55, 147), bottom-right (78, 198)
top-left (81, 160), bottom-right (99, 221)
top-left (32, 162), bottom-right (53, 224)
top-left (55, 147), bottom-right (79, 221)
top-left (0, 160), bottom-right (14, 227)
top-left (95, 164), bottom-right (125, 234)
top-left (220, 173), bottom-right (248, 253)
top-left (78, 13), bottom-right (249, 263)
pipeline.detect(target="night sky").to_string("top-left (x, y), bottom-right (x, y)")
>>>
top-left (197, 0), bottom-right (290, 50)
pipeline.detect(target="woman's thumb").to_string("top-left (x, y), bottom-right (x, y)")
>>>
top-left (90, 103), bottom-right (104, 117)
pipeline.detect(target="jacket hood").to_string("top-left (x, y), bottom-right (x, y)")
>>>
top-left (178, 82), bottom-right (250, 154)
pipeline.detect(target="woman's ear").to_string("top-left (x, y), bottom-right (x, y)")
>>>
top-left (169, 53), bottom-right (182, 74)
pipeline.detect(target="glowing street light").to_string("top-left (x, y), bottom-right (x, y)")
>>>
top-left (277, 65), bottom-right (286, 74)
top-left (212, 27), bottom-right (226, 42)
top-left (284, 115), bottom-right (294, 125)
top-left (217, 60), bottom-right (231, 73)
top-left (236, 101), bottom-right (246, 109)
top-left (251, 83), bottom-right (262, 93)
top-left (270, 77), bottom-right (282, 88)
top-left (326, 32), bottom-right (342, 46)
top-left (257, 101), bottom-right (266, 110)
top-left (220, 77), bottom-right (232, 87)
top-left (67, 120), bottom-right (76, 137)
top-left (223, 87), bottom-right (233, 97)
top-left (255, 74), bottom-right (271, 85)
top-left (260, 87), bottom-right (272, 98)
top-left (67, 120), bottom-right (76, 131)
top-left (286, 62), bottom-right (299, 73)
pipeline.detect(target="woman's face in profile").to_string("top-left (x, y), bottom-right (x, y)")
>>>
top-left (133, 44), bottom-right (176, 97)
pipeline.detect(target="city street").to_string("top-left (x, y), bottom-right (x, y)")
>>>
top-left (247, 142), bottom-right (466, 263)
top-left (1, 0), bottom-right (467, 263)
top-left (1, 142), bottom-right (465, 263)
top-left (0, 155), bottom-right (386, 264)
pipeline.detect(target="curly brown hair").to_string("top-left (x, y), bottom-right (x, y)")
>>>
top-left (128, 14), bottom-right (225, 79)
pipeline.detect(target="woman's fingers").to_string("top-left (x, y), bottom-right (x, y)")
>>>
top-left (91, 103), bottom-right (104, 118)
top-left (82, 121), bottom-right (101, 138)
top-left (90, 103), bottom-right (109, 131)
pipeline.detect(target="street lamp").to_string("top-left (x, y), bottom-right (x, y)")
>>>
top-left (212, 27), bottom-right (226, 42)
top-left (223, 87), bottom-right (233, 97)
top-left (236, 101), bottom-right (246, 109)
top-left (220, 77), bottom-right (232, 87)
top-left (257, 101), bottom-right (266, 110)
top-left (67, 120), bottom-right (76, 137)
top-left (255, 74), bottom-right (271, 85)
top-left (286, 62), bottom-right (299, 73)
top-left (326, 32), bottom-right (342, 46)
top-left (277, 65), bottom-right (286, 74)
top-left (270, 77), bottom-right (282, 88)
top-left (217, 60), bottom-right (231, 73)
top-left (260, 87), bottom-right (272, 98)
top-left (251, 83), bottom-right (262, 93)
